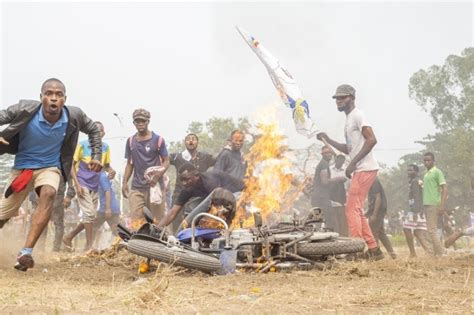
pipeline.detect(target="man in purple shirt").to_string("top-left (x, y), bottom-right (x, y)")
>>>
top-left (63, 122), bottom-right (115, 252)
top-left (122, 109), bottom-right (170, 227)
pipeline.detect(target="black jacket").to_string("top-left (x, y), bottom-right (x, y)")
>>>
top-left (0, 100), bottom-right (102, 181)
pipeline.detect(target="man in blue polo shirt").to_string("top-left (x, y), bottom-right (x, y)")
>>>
top-left (0, 78), bottom-right (102, 271)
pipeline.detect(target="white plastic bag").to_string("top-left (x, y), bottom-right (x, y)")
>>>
top-left (144, 166), bottom-right (169, 205)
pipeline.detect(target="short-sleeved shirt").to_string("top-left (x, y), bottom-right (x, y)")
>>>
top-left (423, 166), bottom-right (446, 206)
top-left (367, 178), bottom-right (387, 217)
top-left (175, 170), bottom-right (244, 206)
top-left (15, 106), bottom-right (68, 169)
top-left (344, 108), bottom-right (379, 172)
top-left (98, 172), bottom-right (120, 214)
top-left (125, 132), bottom-right (168, 190)
top-left (74, 140), bottom-right (111, 191)
top-left (311, 159), bottom-right (331, 208)
top-left (214, 148), bottom-right (247, 180)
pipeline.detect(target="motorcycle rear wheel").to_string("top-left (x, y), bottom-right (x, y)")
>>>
top-left (297, 237), bottom-right (365, 257)
top-left (127, 239), bottom-right (221, 274)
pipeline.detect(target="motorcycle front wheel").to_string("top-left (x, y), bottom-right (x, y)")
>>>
top-left (127, 239), bottom-right (222, 274)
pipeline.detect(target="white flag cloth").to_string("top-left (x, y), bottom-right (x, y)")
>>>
top-left (236, 26), bottom-right (317, 138)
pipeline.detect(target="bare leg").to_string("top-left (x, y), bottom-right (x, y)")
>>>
top-left (63, 223), bottom-right (84, 247)
top-left (51, 194), bottom-right (65, 251)
top-left (378, 224), bottom-right (396, 257)
top-left (106, 216), bottom-right (119, 236)
top-left (24, 185), bottom-right (56, 248)
top-left (36, 226), bottom-right (48, 251)
top-left (92, 217), bottom-right (105, 249)
top-left (403, 228), bottom-right (417, 257)
top-left (83, 222), bottom-right (93, 251)
top-left (93, 228), bottom-right (103, 249)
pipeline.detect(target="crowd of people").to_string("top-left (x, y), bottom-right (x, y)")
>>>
top-left (0, 78), bottom-right (248, 271)
top-left (0, 79), bottom-right (472, 272)
top-left (311, 85), bottom-right (473, 260)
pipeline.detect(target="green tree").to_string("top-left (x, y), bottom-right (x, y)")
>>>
top-left (409, 47), bottom-right (473, 214)
top-left (168, 116), bottom-right (253, 156)
top-left (382, 47), bottom-right (473, 226)
top-left (409, 47), bottom-right (474, 131)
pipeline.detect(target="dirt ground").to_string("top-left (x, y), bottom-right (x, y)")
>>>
top-left (0, 236), bottom-right (473, 314)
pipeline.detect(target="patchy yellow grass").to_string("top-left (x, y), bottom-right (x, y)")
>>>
top-left (0, 241), bottom-right (473, 314)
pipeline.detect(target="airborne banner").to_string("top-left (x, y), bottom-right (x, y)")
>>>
top-left (236, 26), bottom-right (317, 138)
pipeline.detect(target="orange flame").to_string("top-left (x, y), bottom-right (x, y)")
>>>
top-left (233, 122), bottom-right (295, 228)
top-left (198, 205), bottom-right (227, 229)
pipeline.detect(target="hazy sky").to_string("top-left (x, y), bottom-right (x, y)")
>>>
top-left (1, 1), bottom-right (473, 173)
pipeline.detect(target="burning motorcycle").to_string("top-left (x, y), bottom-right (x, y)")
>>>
top-left (118, 206), bottom-right (365, 274)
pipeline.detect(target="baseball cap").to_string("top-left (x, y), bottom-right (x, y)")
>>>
top-left (133, 108), bottom-right (151, 120)
top-left (332, 84), bottom-right (356, 99)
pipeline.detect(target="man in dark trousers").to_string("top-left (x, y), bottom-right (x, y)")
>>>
top-left (367, 177), bottom-right (396, 259)
top-left (0, 78), bottom-right (102, 271)
top-left (311, 146), bottom-right (334, 230)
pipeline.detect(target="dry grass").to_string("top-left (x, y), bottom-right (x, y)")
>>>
top-left (0, 238), bottom-right (473, 314)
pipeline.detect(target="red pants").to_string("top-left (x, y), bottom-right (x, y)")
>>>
top-left (345, 170), bottom-right (378, 249)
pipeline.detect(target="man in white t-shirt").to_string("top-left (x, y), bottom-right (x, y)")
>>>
top-left (317, 84), bottom-right (383, 260)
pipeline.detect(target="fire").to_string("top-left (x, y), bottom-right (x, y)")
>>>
top-left (198, 205), bottom-right (227, 229)
top-left (233, 122), bottom-right (295, 228)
